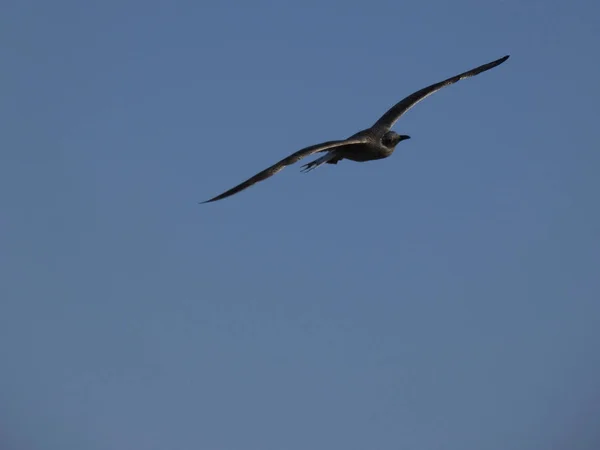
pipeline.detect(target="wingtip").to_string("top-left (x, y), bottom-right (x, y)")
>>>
top-left (485, 54), bottom-right (510, 70)
top-left (199, 194), bottom-right (226, 204)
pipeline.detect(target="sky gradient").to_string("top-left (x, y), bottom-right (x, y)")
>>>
top-left (2, 0), bottom-right (599, 449)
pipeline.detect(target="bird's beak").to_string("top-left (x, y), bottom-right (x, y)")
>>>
top-left (401, 135), bottom-right (411, 141)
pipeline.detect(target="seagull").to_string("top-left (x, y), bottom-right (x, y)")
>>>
top-left (201, 54), bottom-right (509, 204)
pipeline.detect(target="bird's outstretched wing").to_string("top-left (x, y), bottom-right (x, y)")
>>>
top-left (372, 55), bottom-right (510, 131)
top-left (201, 139), bottom-right (367, 203)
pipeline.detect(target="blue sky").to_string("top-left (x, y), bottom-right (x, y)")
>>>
top-left (1, 0), bottom-right (599, 449)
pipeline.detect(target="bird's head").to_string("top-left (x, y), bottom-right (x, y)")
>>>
top-left (382, 131), bottom-right (411, 148)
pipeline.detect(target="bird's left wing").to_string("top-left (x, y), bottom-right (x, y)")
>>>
top-left (372, 55), bottom-right (510, 131)
top-left (201, 138), bottom-right (366, 203)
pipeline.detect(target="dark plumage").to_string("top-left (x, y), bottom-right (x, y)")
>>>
top-left (201, 55), bottom-right (509, 204)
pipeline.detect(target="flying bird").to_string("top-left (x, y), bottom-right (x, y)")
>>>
top-left (201, 54), bottom-right (509, 204)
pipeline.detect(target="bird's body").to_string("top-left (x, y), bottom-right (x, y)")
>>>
top-left (304, 129), bottom-right (397, 171)
top-left (202, 55), bottom-right (510, 203)
top-left (339, 130), bottom-right (391, 162)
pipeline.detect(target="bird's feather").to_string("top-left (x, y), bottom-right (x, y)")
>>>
top-left (201, 138), bottom-right (367, 203)
top-left (372, 55), bottom-right (510, 131)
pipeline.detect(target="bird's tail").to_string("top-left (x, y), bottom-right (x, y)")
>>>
top-left (300, 151), bottom-right (338, 173)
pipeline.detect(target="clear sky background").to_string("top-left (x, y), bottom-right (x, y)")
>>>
top-left (1, 0), bottom-right (599, 449)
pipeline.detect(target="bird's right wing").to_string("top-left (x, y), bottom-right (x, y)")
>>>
top-left (201, 138), bottom-right (367, 203)
top-left (372, 55), bottom-right (510, 131)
